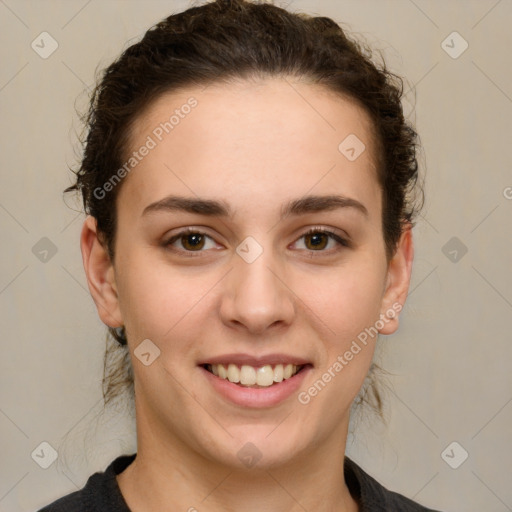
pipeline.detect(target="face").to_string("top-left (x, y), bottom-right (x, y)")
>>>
top-left (82, 76), bottom-right (413, 470)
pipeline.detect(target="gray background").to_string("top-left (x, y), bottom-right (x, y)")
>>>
top-left (1, 1), bottom-right (511, 511)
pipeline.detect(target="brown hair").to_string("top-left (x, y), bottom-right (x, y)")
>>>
top-left (65, 0), bottom-right (424, 418)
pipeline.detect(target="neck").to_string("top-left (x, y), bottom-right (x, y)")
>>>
top-left (117, 401), bottom-right (359, 512)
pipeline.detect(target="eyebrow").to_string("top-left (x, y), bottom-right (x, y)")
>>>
top-left (141, 194), bottom-right (369, 219)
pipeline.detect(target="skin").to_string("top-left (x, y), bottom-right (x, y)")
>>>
top-left (81, 76), bottom-right (414, 512)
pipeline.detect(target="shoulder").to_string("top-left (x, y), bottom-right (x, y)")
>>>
top-left (36, 453), bottom-right (136, 512)
top-left (37, 488), bottom-right (86, 512)
top-left (344, 456), bottom-right (443, 512)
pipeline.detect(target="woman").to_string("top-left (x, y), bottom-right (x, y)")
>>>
top-left (39, 0), bottom-right (440, 510)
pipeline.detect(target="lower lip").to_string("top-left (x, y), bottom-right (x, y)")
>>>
top-left (200, 365), bottom-right (312, 408)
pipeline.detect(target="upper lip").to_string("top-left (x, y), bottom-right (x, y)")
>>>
top-left (198, 353), bottom-right (312, 367)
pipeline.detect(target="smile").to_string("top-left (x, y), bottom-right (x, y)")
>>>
top-left (204, 363), bottom-right (304, 388)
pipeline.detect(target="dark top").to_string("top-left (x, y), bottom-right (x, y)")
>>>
top-left (37, 453), bottom-right (442, 511)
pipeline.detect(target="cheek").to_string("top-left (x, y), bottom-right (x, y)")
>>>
top-left (116, 241), bottom-right (386, 348)
top-left (117, 254), bottom-right (220, 348)
top-left (298, 264), bottom-right (385, 339)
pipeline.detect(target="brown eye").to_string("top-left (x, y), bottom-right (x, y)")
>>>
top-left (164, 229), bottom-right (217, 257)
top-left (294, 228), bottom-right (350, 256)
top-left (180, 232), bottom-right (206, 251)
top-left (303, 231), bottom-right (330, 250)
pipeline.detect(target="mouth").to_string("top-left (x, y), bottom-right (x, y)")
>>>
top-left (201, 363), bottom-right (312, 388)
top-left (198, 356), bottom-right (314, 408)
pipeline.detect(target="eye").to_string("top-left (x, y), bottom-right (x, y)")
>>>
top-left (292, 227), bottom-right (350, 256)
top-left (164, 228), bottom-right (219, 257)
top-left (163, 226), bottom-right (350, 258)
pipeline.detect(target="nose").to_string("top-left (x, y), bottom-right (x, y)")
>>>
top-left (219, 245), bottom-right (295, 335)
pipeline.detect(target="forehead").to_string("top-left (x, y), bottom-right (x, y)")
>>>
top-left (117, 77), bottom-right (381, 223)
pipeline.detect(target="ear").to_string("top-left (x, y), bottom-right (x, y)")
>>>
top-left (377, 224), bottom-right (414, 335)
top-left (80, 215), bottom-right (123, 328)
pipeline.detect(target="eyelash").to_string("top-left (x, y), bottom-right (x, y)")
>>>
top-left (163, 227), bottom-right (350, 258)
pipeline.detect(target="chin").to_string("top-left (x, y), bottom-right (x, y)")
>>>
top-left (206, 425), bottom-right (308, 471)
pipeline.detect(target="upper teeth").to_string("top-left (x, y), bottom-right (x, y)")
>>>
top-left (209, 363), bottom-right (300, 387)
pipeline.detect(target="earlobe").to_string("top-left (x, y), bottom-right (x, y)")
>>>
top-left (377, 224), bottom-right (414, 335)
top-left (80, 215), bottom-right (123, 328)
